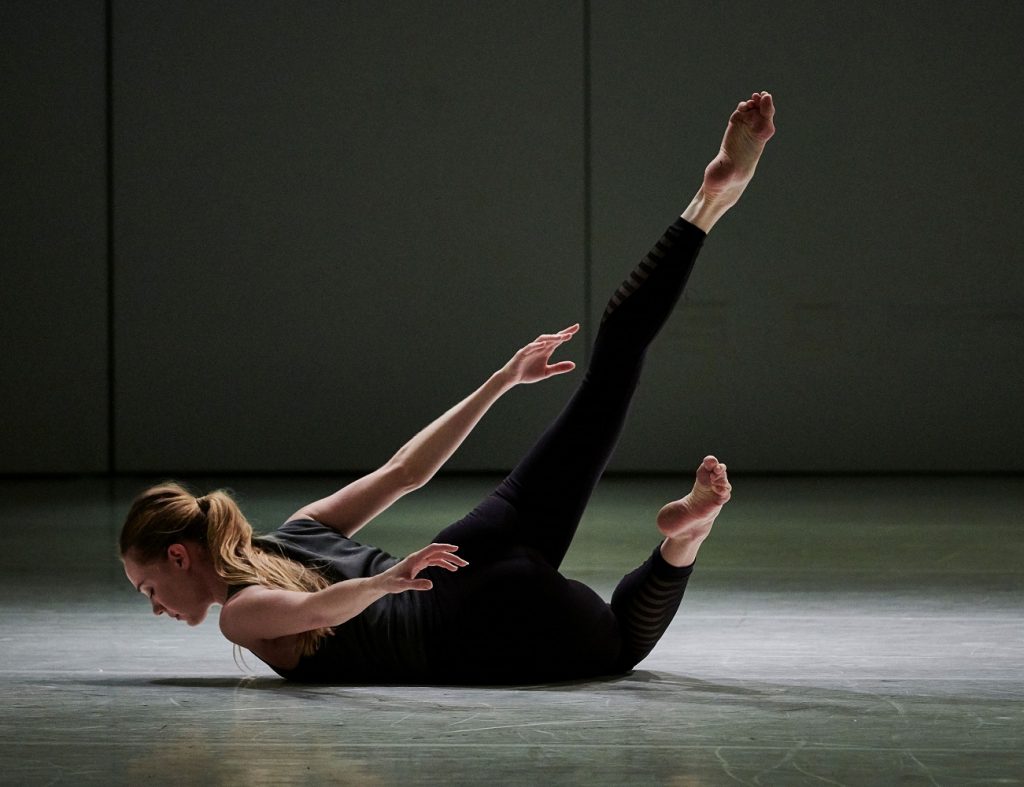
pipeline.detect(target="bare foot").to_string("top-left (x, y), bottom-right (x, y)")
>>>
top-left (681, 92), bottom-right (776, 232)
top-left (701, 91), bottom-right (776, 207)
top-left (657, 455), bottom-right (732, 541)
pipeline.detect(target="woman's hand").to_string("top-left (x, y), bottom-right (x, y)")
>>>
top-left (375, 543), bottom-right (468, 594)
top-left (500, 324), bottom-right (580, 386)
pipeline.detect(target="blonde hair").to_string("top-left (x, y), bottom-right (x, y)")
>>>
top-left (119, 481), bottom-right (332, 656)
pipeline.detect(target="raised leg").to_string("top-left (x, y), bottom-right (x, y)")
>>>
top-left (445, 92), bottom-right (774, 571)
top-left (491, 216), bottom-right (706, 569)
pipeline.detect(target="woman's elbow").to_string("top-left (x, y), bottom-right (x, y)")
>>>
top-left (388, 457), bottom-right (427, 492)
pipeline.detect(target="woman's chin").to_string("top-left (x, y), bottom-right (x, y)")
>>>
top-left (186, 609), bottom-right (208, 627)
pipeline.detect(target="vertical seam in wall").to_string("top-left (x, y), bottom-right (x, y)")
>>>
top-left (105, 0), bottom-right (116, 475)
top-left (582, 0), bottom-right (592, 363)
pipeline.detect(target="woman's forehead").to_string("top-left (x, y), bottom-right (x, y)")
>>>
top-left (122, 556), bottom-right (147, 587)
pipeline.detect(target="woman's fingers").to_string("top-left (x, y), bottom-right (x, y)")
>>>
top-left (423, 543), bottom-right (464, 559)
top-left (435, 560), bottom-right (461, 572)
top-left (384, 544), bottom-right (468, 593)
top-left (535, 323), bottom-right (580, 343)
top-left (545, 361), bottom-right (576, 377)
top-left (520, 325), bottom-right (579, 359)
top-left (524, 337), bottom-right (571, 358)
top-left (411, 544), bottom-right (467, 574)
top-left (423, 557), bottom-right (466, 572)
top-left (418, 542), bottom-right (460, 557)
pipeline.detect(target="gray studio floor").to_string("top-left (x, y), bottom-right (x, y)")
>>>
top-left (1, 474), bottom-right (1022, 786)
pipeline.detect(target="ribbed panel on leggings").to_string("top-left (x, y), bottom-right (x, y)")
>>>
top-left (611, 546), bottom-right (692, 671)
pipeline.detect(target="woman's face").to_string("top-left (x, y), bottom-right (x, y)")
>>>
top-left (123, 544), bottom-right (212, 626)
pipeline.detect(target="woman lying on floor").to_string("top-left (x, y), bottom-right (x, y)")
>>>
top-left (121, 91), bottom-right (775, 684)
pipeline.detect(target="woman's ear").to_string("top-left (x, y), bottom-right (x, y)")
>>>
top-left (166, 543), bottom-right (191, 569)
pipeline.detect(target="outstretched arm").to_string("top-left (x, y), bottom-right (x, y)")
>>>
top-left (288, 324), bottom-right (580, 537)
top-left (219, 543), bottom-right (468, 643)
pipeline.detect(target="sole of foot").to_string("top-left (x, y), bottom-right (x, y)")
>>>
top-left (656, 455), bottom-right (732, 540)
top-left (701, 91), bottom-right (776, 204)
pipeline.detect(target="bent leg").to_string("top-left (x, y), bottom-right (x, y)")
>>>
top-left (612, 456), bottom-right (733, 669)
top-left (611, 545), bottom-right (693, 671)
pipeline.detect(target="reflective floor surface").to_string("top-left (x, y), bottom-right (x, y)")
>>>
top-left (1, 474), bottom-right (1022, 785)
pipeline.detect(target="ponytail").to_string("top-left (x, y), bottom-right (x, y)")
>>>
top-left (120, 482), bottom-right (332, 656)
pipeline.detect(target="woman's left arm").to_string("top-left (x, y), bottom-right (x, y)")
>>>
top-left (289, 324), bottom-right (579, 537)
top-left (220, 543), bottom-right (468, 642)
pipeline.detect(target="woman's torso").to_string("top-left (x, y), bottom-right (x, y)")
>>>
top-left (231, 519), bottom-right (439, 682)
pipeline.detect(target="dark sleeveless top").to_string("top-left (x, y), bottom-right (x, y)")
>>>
top-left (229, 519), bottom-right (438, 683)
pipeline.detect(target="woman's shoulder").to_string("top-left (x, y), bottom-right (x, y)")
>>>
top-left (258, 517), bottom-right (358, 551)
top-left (255, 517), bottom-right (396, 578)
top-left (225, 582), bottom-right (257, 600)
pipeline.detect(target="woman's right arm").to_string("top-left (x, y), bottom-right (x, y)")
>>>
top-left (219, 543), bottom-right (467, 643)
top-left (288, 325), bottom-right (579, 538)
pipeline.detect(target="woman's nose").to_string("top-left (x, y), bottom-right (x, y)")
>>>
top-left (152, 602), bottom-right (165, 616)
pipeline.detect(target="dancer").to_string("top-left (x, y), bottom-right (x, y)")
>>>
top-left (122, 92), bottom-right (775, 683)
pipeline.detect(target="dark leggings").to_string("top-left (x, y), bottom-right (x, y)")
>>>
top-left (427, 217), bottom-right (706, 683)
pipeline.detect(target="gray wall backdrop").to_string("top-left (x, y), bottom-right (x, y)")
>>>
top-left (3, 0), bottom-right (1022, 475)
